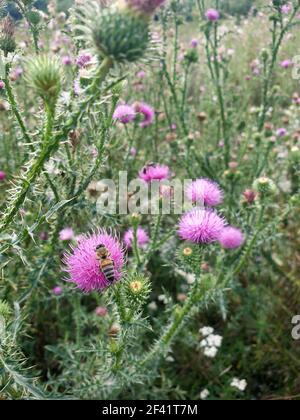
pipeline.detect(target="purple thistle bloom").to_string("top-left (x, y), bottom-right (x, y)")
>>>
top-left (219, 227), bottom-right (244, 249)
top-left (205, 8), bottom-right (220, 22)
top-left (190, 39), bottom-right (198, 48)
top-left (113, 104), bottom-right (136, 124)
top-left (59, 228), bottom-right (75, 242)
top-left (53, 286), bottom-right (63, 296)
top-left (76, 53), bottom-right (92, 68)
top-left (62, 55), bottom-right (73, 66)
top-left (63, 230), bottom-right (125, 293)
top-left (280, 59), bottom-right (292, 69)
top-left (281, 3), bottom-right (292, 14)
top-left (178, 209), bottom-right (226, 244)
top-left (276, 127), bottom-right (287, 137)
top-left (0, 80), bottom-right (5, 90)
top-left (95, 306), bottom-right (108, 317)
top-left (0, 171), bottom-right (6, 181)
top-left (134, 102), bottom-right (155, 128)
top-left (124, 227), bottom-right (149, 249)
top-left (123, 0), bottom-right (166, 15)
top-left (139, 163), bottom-right (170, 183)
top-left (186, 178), bottom-right (224, 207)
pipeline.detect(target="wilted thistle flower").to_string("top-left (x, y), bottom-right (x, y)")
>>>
top-left (139, 163), bottom-right (170, 182)
top-left (186, 178), bottom-right (223, 207)
top-left (124, 227), bottom-right (149, 249)
top-left (25, 55), bottom-right (63, 108)
top-left (0, 16), bottom-right (16, 54)
top-left (178, 209), bottom-right (226, 244)
top-left (59, 228), bottom-right (75, 242)
top-left (218, 227), bottom-right (244, 249)
top-left (63, 230), bottom-right (125, 293)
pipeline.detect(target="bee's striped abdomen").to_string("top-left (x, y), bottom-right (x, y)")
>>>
top-left (102, 265), bottom-right (115, 283)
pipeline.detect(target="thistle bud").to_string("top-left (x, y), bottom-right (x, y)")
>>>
top-left (25, 55), bottom-right (63, 108)
top-left (290, 146), bottom-right (300, 161)
top-left (253, 177), bottom-right (277, 197)
top-left (124, 273), bottom-right (151, 310)
top-left (0, 16), bottom-right (16, 54)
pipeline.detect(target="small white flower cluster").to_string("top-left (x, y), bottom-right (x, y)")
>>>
top-left (199, 327), bottom-right (223, 359)
top-left (230, 378), bottom-right (247, 392)
top-left (199, 389), bottom-right (210, 400)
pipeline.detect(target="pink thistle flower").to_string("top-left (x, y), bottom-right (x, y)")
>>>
top-left (219, 226), bottom-right (244, 249)
top-left (62, 55), bottom-right (73, 66)
top-left (123, 0), bottom-right (166, 15)
top-left (205, 8), bottom-right (220, 22)
top-left (276, 127), bottom-right (288, 137)
top-left (0, 171), bottom-right (6, 181)
top-left (59, 227), bottom-right (75, 242)
top-left (95, 306), bottom-right (108, 317)
top-left (186, 178), bottom-right (224, 207)
top-left (63, 230), bottom-right (125, 293)
top-left (76, 53), bottom-right (92, 68)
top-left (136, 70), bottom-right (146, 79)
top-left (0, 80), bottom-right (5, 90)
top-left (139, 163), bottom-right (170, 183)
top-left (113, 104), bottom-right (136, 124)
top-left (190, 38), bottom-right (198, 48)
top-left (124, 227), bottom-right (149, 249)
top-left (280, 59), bottom-right (292, 69)
top-left (178, 209), bottom-right (226, 244)
top-left (53, 286), bottom-right (63, 296)
top-left (134, 102), bottom-right (155, 128)
top-left (281, 3), bottom-right (292, 14)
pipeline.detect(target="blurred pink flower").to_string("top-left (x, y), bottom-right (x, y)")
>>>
top-left (219, 227), bottom-right (244, 249)
top-left (113, 104), bottom-right (136, 124)
top-left (0, 171), bottom-right (6, 181)
top-left (53, 286), bottom-right (63, 296)
top-left (62, 55), bottom-right (73, 65)
top-left (280, 59), bottom-right (292, 69)
top-left (59, 228), bottom-right (75, 241)
top-left (205, 8), bottom-right (220, 22)
top-left (134, 102), bottom-right (155, 128)
top-left (124, 227), bottom-right (149, 249)
top-left (276, 127), bottom-right (287, 137)
top-left (76, 53), bottom-right (92, 68)
top-left (186, 179), bottom-right (224, 207)
top-left (139, 163), bottom-right (170, 183)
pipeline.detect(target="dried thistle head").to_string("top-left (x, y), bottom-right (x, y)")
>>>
top-left (24, 55), bottom-right (63, 108)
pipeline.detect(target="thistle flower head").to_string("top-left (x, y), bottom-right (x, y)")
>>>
top-left (178, 209), bottom-right (226, 244)
top-left (0, 170), bottom-right (6, 181)
top-left (63, 230), bottom-right (125, 293)
top-left (25, 55), bottom-right (63, 107)
top-left (186, 178), bottom-right (223, 207)
top-left (134, 102), bottom-right (155, 128)
top-left (139, 163), bottom-right (170, 183)
top-left (113, 104), bottom-right (136, 123)
top-left (205, 8), bottom-right (220, 22)
top-left (124, 272), bottom-right (151, 309)
top-left (124, 227), bottom-right (149, 249)
top-left (219, 227), bottom-right (244, 249)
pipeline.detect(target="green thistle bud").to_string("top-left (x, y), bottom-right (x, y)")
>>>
top-left (25, 55), bottom-right (63, 108)
top-left (177, 244), bottom-right (203, 274)
top-left (184, 49), bottom-right (199, 64)
top-left (92, 8), bottom-right (150, 63)
top-left (124, 273), bottom-right (151, 310)
top-left (0, 16), bottom-right (16, 54)
top-left (253, 177), bottom-right (277, 197)
top-left (27, 10), bottom-right (41, 26)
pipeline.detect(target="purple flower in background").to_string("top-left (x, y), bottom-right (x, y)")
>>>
top-left (62, 55), bottom-right (73, 66)
top-left (63, 230), bottom-right (125, 293)
top-left (281, 3), bottom-right (292, 14)
top-left (95, 306), bottom-right (108, 317)
top-left (280, 59), bottom-right (292, 69)
top-left (124, 227), bottom-right (149, 249)
top-left (134, 102), bottom-right (155, 128)
top-left (76, 53), bottom-right (92, 68)
top-left (205, 8), bottom-right (220, 22)
top-left (59, 228), bottom-right (75, 242)
top-left (113, 104), bottom-right (136, 124)
top-left (276, 127), bottom-right (287, 137)
top-left (0, 80), bottom-right (5, 90)
top-left (136, 70), bottom-right (146, 79)
top-left (190, 39), bottom-right (198, 48)
top-left (186, 179), bottom-right (224, 207)
top-left (0, 171), bottom-right (6, 181)
top-left (139, 163), bottom-right (170, 183)
top-left (178, 209), bottom-right (226, 244)
top-left (53, 286), bottom-right (63, 296)
top-left (219, 227), bottom-right (244, 249)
